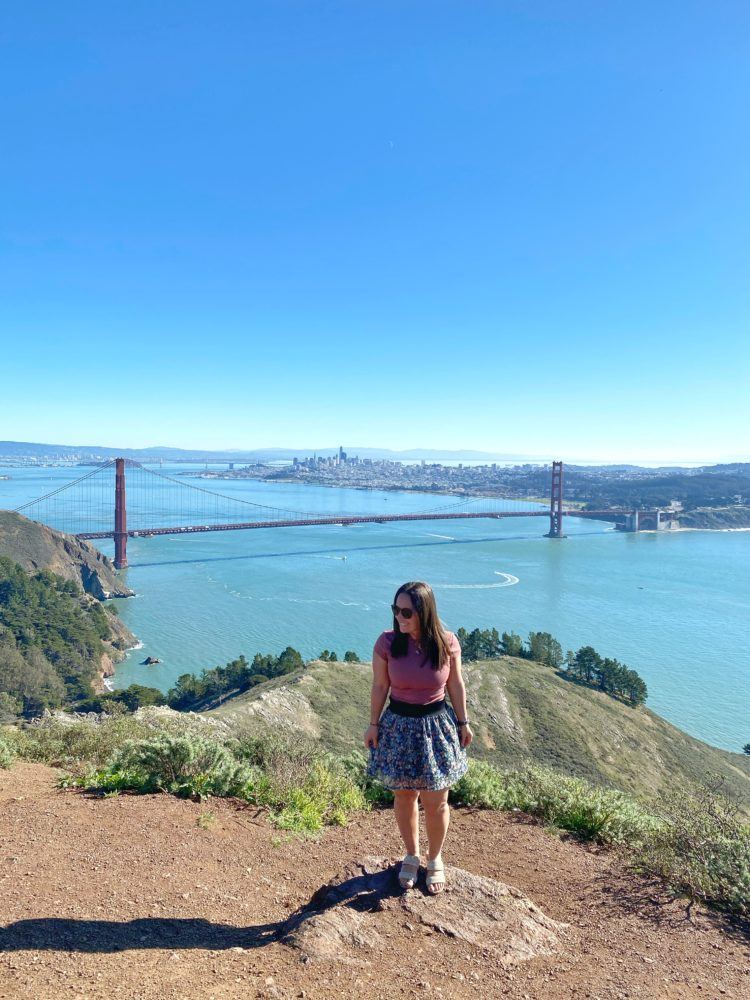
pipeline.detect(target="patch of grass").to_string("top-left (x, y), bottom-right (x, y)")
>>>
top-left (197, 809), bottom-right (216, 830)
top-left (243, 754), bottom-right (368, 833)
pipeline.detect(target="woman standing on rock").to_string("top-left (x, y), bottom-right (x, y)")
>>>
top-left (364, 580), bottom-right (473, 894)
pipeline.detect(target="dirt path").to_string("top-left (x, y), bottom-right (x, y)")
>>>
top-left (1, 763), bottom-right (747, 999)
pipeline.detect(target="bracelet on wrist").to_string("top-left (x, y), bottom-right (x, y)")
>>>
top-left (457, 720), bottom-right (470, 727)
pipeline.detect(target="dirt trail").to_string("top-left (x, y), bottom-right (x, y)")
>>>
top-left (1, 763), bottom-right (747, 999)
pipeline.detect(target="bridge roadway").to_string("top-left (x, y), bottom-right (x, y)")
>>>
top-left (76, 508), bottom-right (629, 540)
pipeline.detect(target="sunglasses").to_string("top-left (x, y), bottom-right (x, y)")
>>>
top-left (391, 604), bottom-right (415, 620)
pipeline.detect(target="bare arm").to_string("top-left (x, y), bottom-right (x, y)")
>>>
top-left (364, 647), bottom-right (390, 748)
top-left (446, 642), bottom-right (473, 748)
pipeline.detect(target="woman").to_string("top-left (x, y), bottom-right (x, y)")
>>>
top-left (364, 580), bottom-right (473, 894)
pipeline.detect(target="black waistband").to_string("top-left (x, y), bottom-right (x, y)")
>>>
top-left (388, 696), bottom-right (447, 718)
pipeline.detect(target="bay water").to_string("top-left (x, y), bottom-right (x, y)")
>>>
top-left (2, 463), bottom-right (748, 753)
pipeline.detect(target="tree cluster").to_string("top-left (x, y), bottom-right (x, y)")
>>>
top-left (454, 625), bottom-right (647, 706)
top-left (319, 650), bottom-right (360, 663)
top-left (76, 683), bottom-right (167, 715)
top-left (166, 647), bottom-right (304, 711)
top-left (455, 627), bottom-right (563, 669)
top-left (563, 645), bottom-right (648, 705)
top-left (0, 556), bottom-right (112, 715)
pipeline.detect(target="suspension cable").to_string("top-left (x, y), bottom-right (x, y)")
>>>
top-left (13, 459), bottom-right (117, 512)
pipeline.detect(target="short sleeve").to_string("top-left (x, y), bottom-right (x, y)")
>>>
top-left (373, 631), bottom-right (391, 661)
top-left (447, 631), bottom-right (461, 657)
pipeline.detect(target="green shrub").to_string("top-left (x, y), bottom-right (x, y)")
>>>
top-left (0, 692), bottom-right (22, 722)
top-left (336, 749), bottom-right (393, 805)
top-left (95, 732), bottom-right (253, 800)
top-left (498, 761), bottom-right (658, 845)
top-left (254, 758), bottom-right (367, 833)
top-left (233, 735), bottom-right (369, 832)
top-left (0, 734), bottom-right (15, 769)
top-left (629, 779), bottom-right (750, 918)
top-left (232, 729), bottom-right (320, 777)
top-left (450, 760), bottom-right (509, 809)
top-left (11, 715), bottom-right (155, 768)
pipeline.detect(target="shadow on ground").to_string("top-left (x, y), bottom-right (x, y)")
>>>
top-left (0, 916), bottom-right (281, 953)
top-left (0, 863), bottom-right (406, 955)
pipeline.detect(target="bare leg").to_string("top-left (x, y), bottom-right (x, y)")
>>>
top-left (393, 789), bottom-right (420, 856)
top-left (420, 788), bottom-right (450, 893)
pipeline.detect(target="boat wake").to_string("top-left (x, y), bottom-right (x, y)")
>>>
top-left (436, 572), bottom-right (519, 590)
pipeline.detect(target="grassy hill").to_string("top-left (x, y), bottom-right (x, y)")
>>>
top-left (206, 655), bottom-right (750, 820)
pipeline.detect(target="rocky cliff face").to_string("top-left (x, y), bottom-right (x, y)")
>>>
top-left (0, 510), bottom-right (133, 598)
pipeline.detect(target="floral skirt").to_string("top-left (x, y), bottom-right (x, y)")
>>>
top-left (366, 702), bottom-right (469, 791)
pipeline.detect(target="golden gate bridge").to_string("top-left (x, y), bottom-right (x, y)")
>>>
top-left (14, 459), bottom-right (649, 570)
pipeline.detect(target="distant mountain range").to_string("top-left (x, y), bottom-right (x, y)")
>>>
top-left (1, 440), bottom-right (747, 471)
top-left (0, 440), bottom-right (544, 462)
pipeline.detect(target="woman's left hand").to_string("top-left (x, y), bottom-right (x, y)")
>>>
top-left (459, 724), bottom-right (473, 749)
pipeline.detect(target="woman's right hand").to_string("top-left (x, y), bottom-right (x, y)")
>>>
top-left (364, 723), bottom-right (379, 749)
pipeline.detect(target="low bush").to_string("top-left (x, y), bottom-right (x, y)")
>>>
top-left (336, 749), bottom-right (393, 805)
top-left (252, 758), bottom-right (367, 833)
top-left (8, 714), bottom-right (155, 769)
top-left (42, 720), bottom-right (366, 833)
top-left (450, 759), bottom-right (509, 809)
top-left (0, 734), bottom-right (15, 769)
top-left (496, 761), bottom-right (658, 845)
top-left (234, 735), bottom-right (369, 832)
top-left (91, 732), bottom-right (254, 800)
top-left (629, 778), bottom-right (750, 918)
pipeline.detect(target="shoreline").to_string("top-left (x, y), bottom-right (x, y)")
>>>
top-left (189, 472), bottom-right (750, 530)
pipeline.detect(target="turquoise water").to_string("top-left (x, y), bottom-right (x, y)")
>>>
top-left (2, 464), bottom-right (749, 753)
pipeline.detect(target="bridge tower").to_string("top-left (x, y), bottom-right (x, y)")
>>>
top-left (114, 457), bottom-right (128, 570)
top-left (546, 460), bottom-right (565, 538)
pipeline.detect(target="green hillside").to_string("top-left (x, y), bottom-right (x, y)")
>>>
top-left (206, 655), bottom-right (750, 820)
top-left (0, 556), bottom-right (136, 716)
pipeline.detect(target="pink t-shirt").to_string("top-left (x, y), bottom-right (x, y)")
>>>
top-left (373, 629), bottom-right (460, 705)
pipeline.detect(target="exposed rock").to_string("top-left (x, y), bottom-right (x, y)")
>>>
top-left (212, 684), bottom-right (322, 738)
top-left (142, 656), bottom-right (161, 665)
top-left (0, 510), bottom-right (133, 598)
top-left (282, 856), bottom-right (569, 968)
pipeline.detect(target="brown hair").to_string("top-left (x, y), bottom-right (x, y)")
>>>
top-left (390, 580), bottom-right (451, 670)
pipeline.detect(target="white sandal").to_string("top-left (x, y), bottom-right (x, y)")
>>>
top-left (398, 853), bottom-right (420, 889)
top-left (425, 856), bottom-right (445, 894)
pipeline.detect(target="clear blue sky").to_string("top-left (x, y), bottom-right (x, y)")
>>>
top-left (1, 1), bottom-right (748, 463)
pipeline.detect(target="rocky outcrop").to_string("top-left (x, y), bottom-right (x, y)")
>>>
top-left (0, 510), bottom-right (132, 598)
top-left (679, 506), bottom-right (750, 529)
top-left (282, 856), bottom-right (569, 968)
top-left (77, 593), bottom-right (138, 693)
